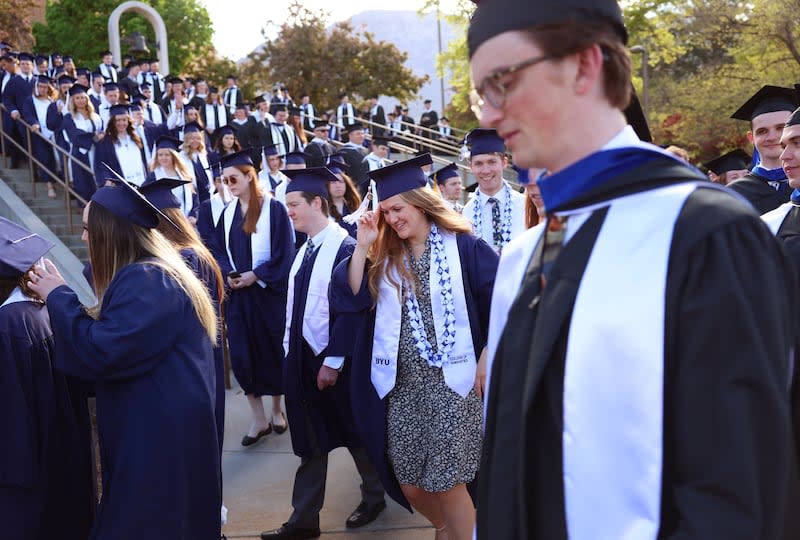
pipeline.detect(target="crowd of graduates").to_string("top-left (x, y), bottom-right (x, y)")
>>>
top-left (8, 0), bottom-right (800, 539)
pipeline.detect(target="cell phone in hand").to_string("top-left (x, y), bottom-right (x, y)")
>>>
top-left (228, 271), bottom-right (241, 279)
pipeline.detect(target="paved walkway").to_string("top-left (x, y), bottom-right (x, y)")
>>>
top-left (221, 386), bottom-right (432, 539)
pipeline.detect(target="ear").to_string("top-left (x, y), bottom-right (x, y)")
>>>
top-left (746, 131), bottom-right (754, 144)
top-left (572, 44), bottom-right (606, 97)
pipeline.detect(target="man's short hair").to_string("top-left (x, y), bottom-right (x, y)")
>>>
top-left (523, 21), bottom-right (631, 110)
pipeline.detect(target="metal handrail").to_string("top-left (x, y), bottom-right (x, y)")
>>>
top-left (0, 102), bottom-right (90, 234)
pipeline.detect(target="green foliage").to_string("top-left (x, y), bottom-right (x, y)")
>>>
top-left (241, 1), bottom-right (428, 112)
top-left (0, 0), bottom-right (37, 51)
top-left (33, 0), bottom-right (213, 73)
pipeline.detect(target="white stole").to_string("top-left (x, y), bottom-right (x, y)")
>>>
top-left (371, 231), bottom-right (476, 398)
top-left (210, 194), bottom-right (228, 227)
top-left (762, 202), bottom-right (795, 234)
top-left (222, 197), bottom-right (272, 288)
top-left (283, 222), bottom-right (349, 356)
top-left (115, 137), bottom-right (145, 187)
top-left (562, 183), bottom-right (696, 539)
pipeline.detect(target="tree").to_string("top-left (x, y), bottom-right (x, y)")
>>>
top-left (0, 0), bottom-right (36, 51)
top-left (240, 1), bottom-right (428, 112)
top-left (32, 0), bottom-right (213, 74)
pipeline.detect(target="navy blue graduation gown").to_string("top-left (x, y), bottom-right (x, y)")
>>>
top-left (197, 198), bottom-right (217, 246)
top-left (329, 232), bottom-right (498, 510)
top-left (46, 262), bottom-right (221, 540)
top-left (210, 198), bottom-right (295, 396)
top-left (92, 136), bottom-right (147, 188)
top-left (181, 247), bottom-right (226, 456)
top-left (62, 114), bottom-right (102, 201)
top-left (335, 205), bottom-right (358, 238)
top-left (45, 102), bottom-right (70, 167)
top-left (21, 97), bottom-right (56, 183)
top-left (284, 236), bottom-right (363, 458)
top-left (0, 300), bottom-right (95, 540)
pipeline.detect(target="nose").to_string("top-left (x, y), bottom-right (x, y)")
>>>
top-left (781, 145), bottom-right (792, 162)
top-left (479, 100), bottom-right (503, 128)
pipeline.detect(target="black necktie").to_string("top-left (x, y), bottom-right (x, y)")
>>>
top-left (488, 197), bottom-right (503, 249)
top-left (303, 238), bottom-right (315, 266)
top-left (213, 106), bottom-right (219, 130)
top-left (147, 106), bottom-right (154, 122)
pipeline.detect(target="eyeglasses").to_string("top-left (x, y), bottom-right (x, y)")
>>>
top-left (474, 54), bottom-right (553, 111)
top-left (221, 176), bottom-right (239, 185)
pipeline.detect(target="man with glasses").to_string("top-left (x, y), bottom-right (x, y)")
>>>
top-left (303, 120), bottom-right (336, 167)
top-left (471, 0), bottom-right (798, 538)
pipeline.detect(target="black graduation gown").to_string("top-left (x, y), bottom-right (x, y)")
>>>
top-left (46, 262), bottom-right (221, 540)
top-left (478, 157), bottom-right (798, 539)
top-left (284, 236), bottom-right (363, 458)
top-left (210, 198), bottom-right (295, 396)
top-left (0, 300), bottom-right (94, 540)
top-left (727, 172), bottom-right (790, 215)
top-left (330, 232), bottom-right (498, 510)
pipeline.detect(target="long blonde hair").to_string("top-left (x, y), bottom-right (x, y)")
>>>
top-left (87, 201), bottom-right (218, 342)
top-left (149, 147), bottom-right (194, 180)
top-left (367, 187), bottom-right (472, 301)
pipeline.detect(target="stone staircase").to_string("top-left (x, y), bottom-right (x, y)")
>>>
top-left (0, 165), bottom-right (89, 263)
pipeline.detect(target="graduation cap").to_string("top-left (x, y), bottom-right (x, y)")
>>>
top-left (208, 86), bottom-right (219, 94)
top-left (464, 128), bottom-right (505, 155)
top-left (108, 104), bottom-right (130, 117)
top-left (313, 120), bottom-right (329, 129)
top-left (289, 106), bottom-right (302, 117)
top-left (786, 105), bottom-right (800, 128)
top-left (262, 143), bottom-right (281, 158)
top-left (100, 50), bottom-right (112, 57)
top-left (326, 153), bottom-right (350, 174)
top-left (62, 56), bottom-right (73, 63)
top-left (468, 0), bottom-right (627, 58)
top-left (218, 149), bottom-right (255, 169)
top-left (103, 82), bottom-right (119, 92)
top-left (68, 84), bottom-right (89, 97)
top-left (35, 75), bottom-right (53, 85)
top-left (371, 137), bottom-right (391, 147)
top-left (216, 125), bottom-right (237, 138)
top-left (0, 217), bottom-right (54, 278)
top-left (76, 67), bottom-right (90, 77)
top-left (731, 85), bottom-right (798, 122)
top-left (431, 162), bottom-right (460, 185)
top-left (139, 81), bottom-right (152, 90)
top-left (625, 88), bottom-right (652, 143)
top-left (284, 167), bottom-right (338, 199)
top-left (34, 54), bottom-right (48, 64)
top-left (128, 102), bottom-right (143, 112)
top-left (465, 181), bottom-right (480, 194)
top-left (235, 103), bottom-right (249, 111)
top-left (254, 95), bottom-right (267, 104)
top-left (344, 121), bottom-right (364, 132)
top-left (273, 104), bottom-right (288, 113)
top-left (184, 104), bottom-right (197, 113)
top-left (18, 52), bottom-right (34, 63)
top-left (138, 177), bottom-right (191, 210)
top-left (167, 76), bottom-right (183, 85)
top-left (72, 131), bottom-right (97, 148)
top-left (369, 153), bottom-right (434, 201)
top-left (283, 151), bottom-right (307, 167)
top-left (702, 149), bottom-right (751, 175)
top-left (183, 121), bottom-right (202, 134)
top-left (92, 165), bottom-right (177, 229)
top-left (54, 74), bottom-right (70, 86)
top-left (155, 135), bottom-right (182, 151)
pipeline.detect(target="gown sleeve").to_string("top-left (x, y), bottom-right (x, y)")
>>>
top-left (326, 241), bottom-right (361, 358)
top-left (330, 255), bottom-right (373, 313)
top-left (252, 198), bottom-right (294, 289)
top-left (46, 264), bottom-right (187, 382)
top-left (208, 213), bottom-right (233, 277)
top-left (459, 234), bottom-right (499, 351)
top-left (662, 194), bottom-right (796, 539)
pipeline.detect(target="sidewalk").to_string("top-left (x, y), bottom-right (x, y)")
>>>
top-left (221, 386), bottom-right (432, 539)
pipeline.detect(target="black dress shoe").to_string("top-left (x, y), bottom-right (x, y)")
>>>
top-left (272, 412), bottom-right (288, 434)
top-left (260, 522), bottom-right (320, 540)
top-left (345, 500), bottom-right (386, 528)
top-left (241, 425), bottom-right (272, 446)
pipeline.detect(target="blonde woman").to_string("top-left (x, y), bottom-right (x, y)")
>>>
top-left (146, 135), bottom-right (198, 220)
top-left (28, 181), bottom-right (222, 539)
top-left (61, 84), bottom-right (104, 201)
top-left (21, 75), bottom-right (59, 198)
top-left (331, 153), bottom-right (499, 540)
top-left (181, 122), bottom-right (218, 203)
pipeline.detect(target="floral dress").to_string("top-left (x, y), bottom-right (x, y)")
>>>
top-left (385, 240), bottom-right (483, 492)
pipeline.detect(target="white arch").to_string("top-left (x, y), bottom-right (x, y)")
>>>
top-left (108, 1), bottom-right (169, 74)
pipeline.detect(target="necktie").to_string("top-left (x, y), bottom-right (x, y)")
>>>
top-left (303, 238), bottom-right (315, 266)
top-left (488, 197), bottom-right (503, 248)
top-left (147, 106), bottom-right (154, 122)
top-left (538, 214), bottom-right (567, 289)
top-left (213, 106), bottom-right (219, 130)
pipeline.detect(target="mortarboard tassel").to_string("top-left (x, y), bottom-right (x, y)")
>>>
top-left (343, 185), bottom-right (373, 225)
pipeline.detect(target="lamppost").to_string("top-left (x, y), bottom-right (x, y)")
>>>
top-left (630, 45), bottom-right (649, 122)
top-left (436, 0), bottom-right (446, 114)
